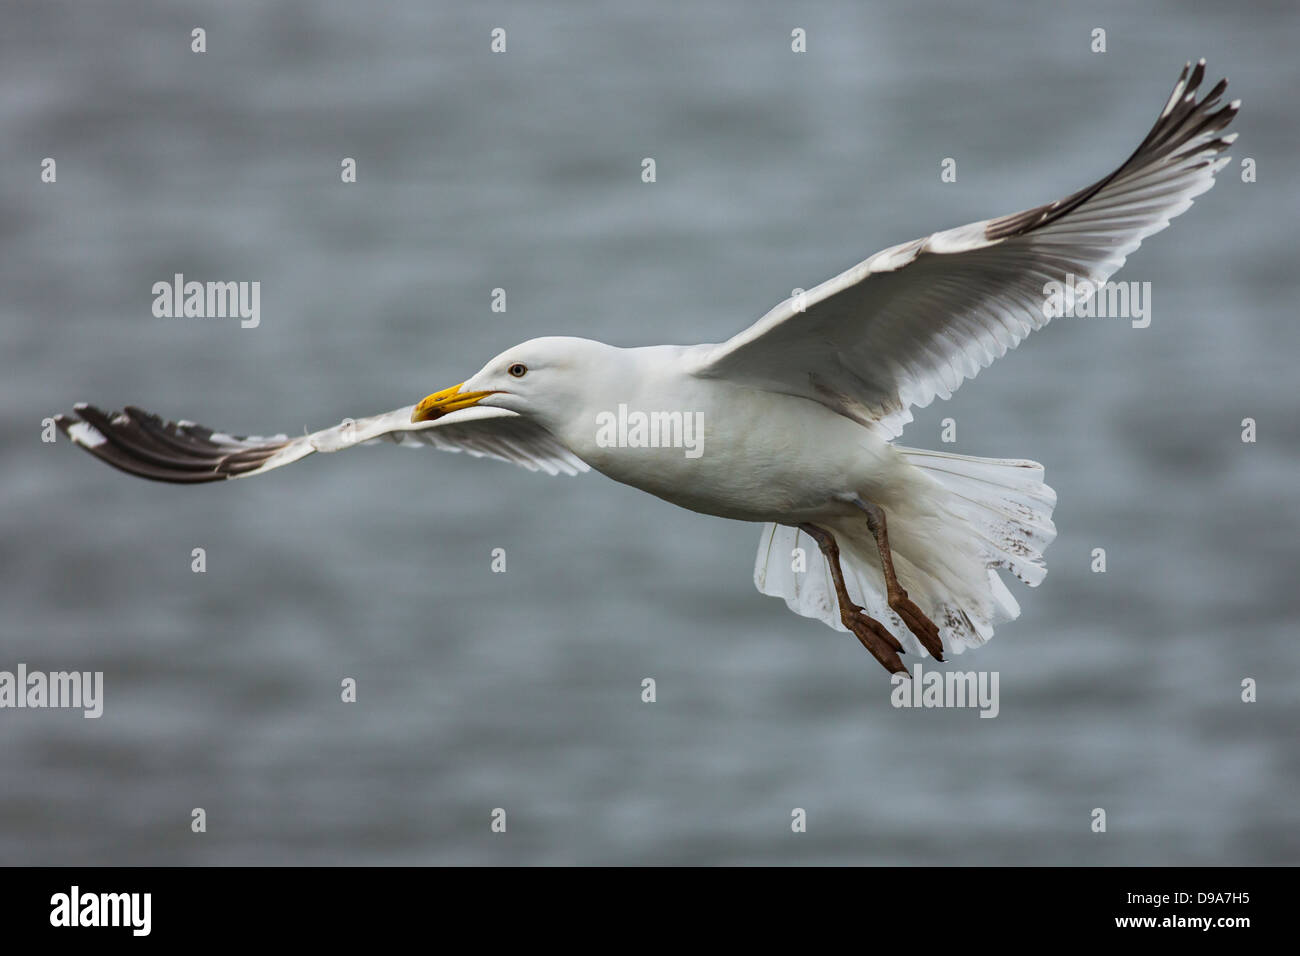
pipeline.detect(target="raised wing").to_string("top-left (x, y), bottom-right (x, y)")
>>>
top-left (695, 60), bottom-right (1239, 438)
top-left (54, 402), bottom-right (589, 483)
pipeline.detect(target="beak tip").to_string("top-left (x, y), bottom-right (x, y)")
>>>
top-left (412, 382), bottom-right (481, 424)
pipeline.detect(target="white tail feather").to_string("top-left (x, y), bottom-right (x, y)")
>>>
top-left (901, 447), bottom-right (1057, 589)
top-left (754, 448), bottom-right (1056, 657)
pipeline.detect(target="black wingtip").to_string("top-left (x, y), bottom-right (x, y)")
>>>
top-left (55, 403), bottom-right (289, 484)
top-left (983, 59), bottom-right (1237, 242)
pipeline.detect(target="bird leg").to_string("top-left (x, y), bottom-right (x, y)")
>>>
top-left (850, 498), bottom-right (945, 661)
top-left (798, 523), bottom-right (907, 675)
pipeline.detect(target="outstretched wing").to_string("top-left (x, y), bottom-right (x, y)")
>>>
top-left (694, 60), bottom-right (1239, 438)
top-left (54, 402), bottom-right (589, 483)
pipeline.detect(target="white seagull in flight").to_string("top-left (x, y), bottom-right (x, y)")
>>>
top-left (56, 61), bottom-right (1238, 676)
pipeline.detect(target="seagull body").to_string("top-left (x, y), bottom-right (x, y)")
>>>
top-left (57, 62), bottom-right (1238, 675)
top-left (518, 340), bottom-right (895, 524)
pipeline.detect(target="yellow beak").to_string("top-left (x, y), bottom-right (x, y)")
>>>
top-left (410, 383), bottom-right (497, 423)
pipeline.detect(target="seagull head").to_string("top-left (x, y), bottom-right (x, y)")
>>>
top-left (410, 336), bottom-right (617, 427)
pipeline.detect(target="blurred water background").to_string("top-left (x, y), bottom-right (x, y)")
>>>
top-left (1, 0), bottom-right (1297, 864)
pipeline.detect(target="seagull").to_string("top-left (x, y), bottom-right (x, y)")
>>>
top-left (55, 61), bottom-right (1238, 676)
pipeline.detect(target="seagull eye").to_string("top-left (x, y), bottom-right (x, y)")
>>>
top-left (508, 363), bottom-right (528, 378)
